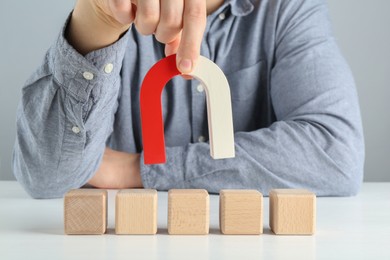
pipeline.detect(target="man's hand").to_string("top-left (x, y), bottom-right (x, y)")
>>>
top-left (88, 147), bottom-right (143, 189)
top-left (67, 0), bottom-right (207, 73)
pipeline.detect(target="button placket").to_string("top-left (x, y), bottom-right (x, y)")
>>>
top-left (191, 80), bottom-right (207, 143)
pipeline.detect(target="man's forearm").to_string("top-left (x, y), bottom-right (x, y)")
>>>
top-left (88, 147), bottom-right (143, 189)
top-left (13, 11), bottom-right (131, 198)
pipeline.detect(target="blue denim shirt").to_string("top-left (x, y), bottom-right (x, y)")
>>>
top-left (13, 0), bottom-right (365, 198)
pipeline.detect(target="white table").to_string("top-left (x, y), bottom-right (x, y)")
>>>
top-left (0, 181), bottom-right (389, 260)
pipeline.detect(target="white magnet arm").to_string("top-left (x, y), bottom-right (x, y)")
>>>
top-left (186, 56), bottom-right (235, 159)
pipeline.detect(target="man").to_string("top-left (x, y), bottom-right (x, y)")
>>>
top-left (13, 0), bottom-right (364, 199)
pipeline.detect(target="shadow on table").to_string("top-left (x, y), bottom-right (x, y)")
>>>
top-left (24, 228), bottom-right (64, 236)
top-left (23, 227), bottom-right (275, 236)
top-left (156, 228), bottom-right (222, 235)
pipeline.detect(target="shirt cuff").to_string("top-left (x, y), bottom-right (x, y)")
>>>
top-left (51, 12), bottom-right (131, 103)
top-left (140, 146), bottom-right (187, 190)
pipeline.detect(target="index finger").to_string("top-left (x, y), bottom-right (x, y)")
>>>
top-left (176, 0), bottom-right (207, 74)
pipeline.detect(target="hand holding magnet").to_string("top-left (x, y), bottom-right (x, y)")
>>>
top-left (140, 54), bottom-right (235, 164)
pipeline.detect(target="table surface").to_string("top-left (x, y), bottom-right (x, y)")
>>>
top-left (1, 181), bottom-right (389, 260)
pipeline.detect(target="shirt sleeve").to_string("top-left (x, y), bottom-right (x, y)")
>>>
top-left (139, 0), bottom-right (365, 196)
top-left (12, 14), bottom-right (130, 199)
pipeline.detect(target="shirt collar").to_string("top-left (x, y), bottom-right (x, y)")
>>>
top-left (225, 0), bottom-right (254, 16)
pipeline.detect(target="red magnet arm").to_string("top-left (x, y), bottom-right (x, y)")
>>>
top-left (140, 54), bottom-right (181, 164)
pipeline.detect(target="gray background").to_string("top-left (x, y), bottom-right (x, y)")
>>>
top-left (0, 1), bottom-right (389, 181)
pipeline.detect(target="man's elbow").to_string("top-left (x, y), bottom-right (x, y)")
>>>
top-left (13, 169), bottom-right (69, 199)
top-left (328, 143), bottom-right (365, 197)
top-left (20, 181), bottom-right (64, 199)
top-left (333, 167), bottom-right (363, 197)
top-left (12, 154), bottom-right (83, 199)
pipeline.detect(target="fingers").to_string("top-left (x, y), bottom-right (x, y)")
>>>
top-left (127, 0), bottom-right (206, 73)
top-left (165, 33), bottom-right (181, 57)
top-left (108, 0), bottom-right (135, 25)
top-left (176, 0), bottom-right (207, 73)
top-left (133, 0), bottom-right (160, 35)
top-left (155, 0), bottom-right (184, 44)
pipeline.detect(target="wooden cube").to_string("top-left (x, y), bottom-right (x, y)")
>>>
top-left (168, 189), bottom-right (209, 235)
top-left (115, 189), bottom-right (157, 234)
top-left (269, 189), bottom-right (316, 235)
top-left (64, 189), bottom-right (107, 235)
top-left (219, 189), bottom-right (263, 235)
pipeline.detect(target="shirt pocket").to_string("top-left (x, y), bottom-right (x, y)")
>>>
top-left (225, 60), bottom-right (263, 101)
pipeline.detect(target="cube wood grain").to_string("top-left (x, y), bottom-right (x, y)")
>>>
top-left (269, 189), bottom-right (316, 235)
top-left (168, 189), bottom-right (209, 235)
top-left (115, 189), bottom-right (158, 234)
top-left (219, 190), bottom-right (263, 235)
top-left (64, 189), bottom-right (107, 235)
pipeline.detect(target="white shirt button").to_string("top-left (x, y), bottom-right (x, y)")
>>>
top-left (219, 12), bottom-right (226, 20)
top-left (83, 72), bottom-right (94, 80)
top-left (104, 63), bottom-right (114, 74)
top-left (196, 84), bottom-right (204, 93)
top-left (198, 136), bottom-right (206, 142)
top-left (72, 126), bottom-right (81, 134)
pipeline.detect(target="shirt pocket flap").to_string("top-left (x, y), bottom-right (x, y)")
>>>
top-left (225, 60), bottom-right (263, 101)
